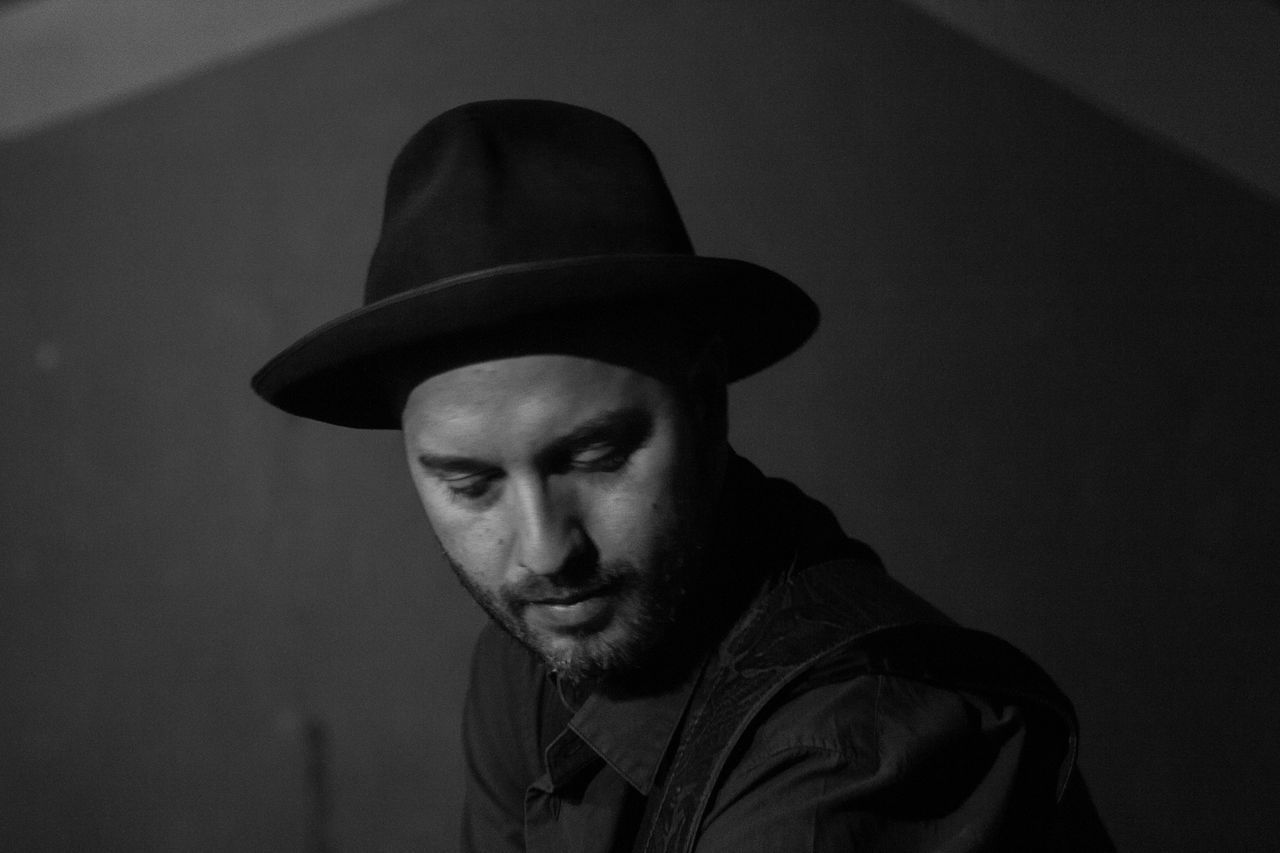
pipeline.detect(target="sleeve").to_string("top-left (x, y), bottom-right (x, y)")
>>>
top-left (459, 623), bottom-right (549, 853)
top-left (691, 674), bottom-right (1085, 852)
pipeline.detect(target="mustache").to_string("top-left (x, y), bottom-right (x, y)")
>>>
top-left (504, 562), bottom-right (632, 607)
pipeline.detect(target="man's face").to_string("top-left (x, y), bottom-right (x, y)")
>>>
top-left (401, 353), bottom-right (712, 686)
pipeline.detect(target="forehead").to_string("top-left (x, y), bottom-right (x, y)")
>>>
top-left (400, 353), bottom-right (673, 441)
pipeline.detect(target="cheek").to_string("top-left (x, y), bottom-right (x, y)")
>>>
top-left (420, 499), bottom-right (508, 581)
top-left (585, 468), bottom-right (684, 559)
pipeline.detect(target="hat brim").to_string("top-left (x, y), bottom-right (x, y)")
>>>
top-left (251, 254), bottom-right (818, 429)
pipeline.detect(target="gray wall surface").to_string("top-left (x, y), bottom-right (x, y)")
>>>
top-left (3, 1), bottom-right (1277, 850)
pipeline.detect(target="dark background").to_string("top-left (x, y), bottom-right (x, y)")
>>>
top-left (3, 2), bottom-right (1277, 850)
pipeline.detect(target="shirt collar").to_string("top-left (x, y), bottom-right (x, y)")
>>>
top-left (558, 652), bottom-right (705, 794)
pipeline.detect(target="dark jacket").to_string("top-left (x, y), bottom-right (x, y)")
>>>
top-left (460, 457), bottom-right (1113, 851)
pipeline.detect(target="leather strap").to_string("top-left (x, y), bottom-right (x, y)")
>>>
top-left (634, 558), bottom-right (1078, 853)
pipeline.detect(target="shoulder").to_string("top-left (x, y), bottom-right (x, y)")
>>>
top-left (697, 660), bottom-right (1065, 851)
top-left (727, 610), bottom-right (1078, 799)
top-left (688, 549), bottom-right (1083, 847)
top-left (719, 661), bottom-right (1020, 794)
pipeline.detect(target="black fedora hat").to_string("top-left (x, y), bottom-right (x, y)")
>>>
top-left (251, 99), bottom-right (818, 428)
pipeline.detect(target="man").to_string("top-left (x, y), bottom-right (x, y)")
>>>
top-left (253, 100), bottom-right (1112, 851)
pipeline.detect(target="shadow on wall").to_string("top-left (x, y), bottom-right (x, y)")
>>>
top-left (0, 1), bottom-right (1276, 851)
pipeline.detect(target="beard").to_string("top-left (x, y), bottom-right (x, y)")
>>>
top-left (441, 509), bottom-right (705, 691)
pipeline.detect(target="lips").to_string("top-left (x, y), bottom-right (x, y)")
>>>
top-left (529, 589), bottom-right (602, 607)
top-left (524, 587), bottom-right (615, 631)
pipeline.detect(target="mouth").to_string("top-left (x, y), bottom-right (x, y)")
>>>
top-left (529, 588), bottom-right (602, 607)
top-left (524, 586), bottom-right (616, 632)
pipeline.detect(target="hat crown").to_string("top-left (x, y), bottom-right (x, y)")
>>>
top-left (365, 99), bottom-right (695, 305)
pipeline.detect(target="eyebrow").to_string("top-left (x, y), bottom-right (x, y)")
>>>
top-left (416, 406), bottom-right (653, 476)
top-left (415, 452), bottom-right (493, 478)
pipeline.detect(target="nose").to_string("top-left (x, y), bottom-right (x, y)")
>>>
top-left (508, 476), bottom-right (585, 578)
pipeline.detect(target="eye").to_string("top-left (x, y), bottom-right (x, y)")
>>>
top-left (441, 471), bottom-right (501, 503)
top-left (570, 442), bottom-right (630, 472)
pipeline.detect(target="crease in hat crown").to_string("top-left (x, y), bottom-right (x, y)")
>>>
top-left (251, 99), bottom-right (819, 429)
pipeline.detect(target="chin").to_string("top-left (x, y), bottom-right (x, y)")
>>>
top-left (531, 618), bottom-right (641, 687)
top-left (444, 534), bottom-right (703, 690)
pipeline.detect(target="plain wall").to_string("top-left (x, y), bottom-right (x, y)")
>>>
top-left (2, 2), bottom-right (1277, 850)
